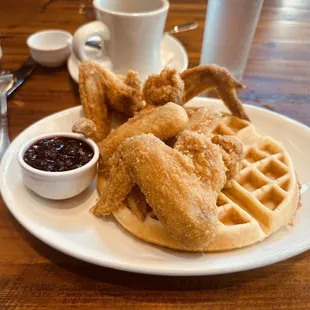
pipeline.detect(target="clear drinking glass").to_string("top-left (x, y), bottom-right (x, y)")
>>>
top-left (200, 0), bottom-right (263, 81)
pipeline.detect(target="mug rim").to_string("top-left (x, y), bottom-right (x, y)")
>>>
top-left (93, 0), bottom-right (169, 17)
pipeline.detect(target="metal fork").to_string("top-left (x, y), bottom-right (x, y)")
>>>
top-left (0, 71), bottom-right (14, 159)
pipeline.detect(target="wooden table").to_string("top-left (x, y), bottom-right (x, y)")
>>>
top-left (1, 0), bottom-right (309, 309)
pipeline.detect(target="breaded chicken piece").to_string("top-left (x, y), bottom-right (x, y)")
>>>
top-left (114, 107), bottom-right (242, 223)
top-left (183, 106), bottom-right (222, 135)
top-left (79, 60), bottom-right (111, 140)
top-left (72, 117), bottom-right (100, 142)
top-left (181, 65), bottom-right (249, 120)
top-left (99, 66), bottom-right (145, 116)
top-left (125, 185), bottom-right (149, 221)
top-left (142, 65), bottom-right (249, 120)
top-left (181, 107), bottom-right (244, 184)
top-left (212, 135), bottom-right (243, 183)
top-left (95, 103), bottom-right (188, 221)
top-left (124, 109), bottom-right (227, 221)
top-left (98, 102), bottom-right (189, 173)
top-left (143, 68), bottom-right (184, 106)
top-left (92, 133), bottom-right (224, 251)
top-left (175, 130), bottom-right (227, 193)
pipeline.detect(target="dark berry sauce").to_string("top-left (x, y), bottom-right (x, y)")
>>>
top-left (23, 136), bottom-right (94, 172)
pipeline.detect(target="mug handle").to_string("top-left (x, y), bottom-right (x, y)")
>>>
top-left (72, 21), bottom-right (109, 61)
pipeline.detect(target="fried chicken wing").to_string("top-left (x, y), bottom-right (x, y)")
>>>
top-left (92, 108), bottom-right (244, 249)
top-left (143, 68), bottom-right (184, 106)
top-left (98, 102), bottom-right (189, 173)
top-left (142, 65), bottom-right (249, 120)
top-left (125, 185), bottom-right (149, 221)
top-left (183, 106), bottom-right (221, 135)
top-left (99, 66), bottom-right (145, 116)
top-left (180, 107), bottom-right (244, 184)
top-left (92, 134), bottom-right (223, 250)
top-left (212, 135), bottom-right (243, 183)
top-left (105, 107), bottom-right (241, 225)
top-left (175, 130), bottom-right (227, 193)
top-left (181, 65), bottom-right (249, 120)
top-left (72, 117), bottom-right (100, 142)
top-left (79, 60), bottom-right (111, 140)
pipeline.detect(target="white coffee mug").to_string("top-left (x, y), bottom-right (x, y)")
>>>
top-left (72, 0), bottom-right (169, 80)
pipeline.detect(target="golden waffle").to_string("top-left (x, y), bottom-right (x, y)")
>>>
top-left (98, 114), bottom-right (300, 252)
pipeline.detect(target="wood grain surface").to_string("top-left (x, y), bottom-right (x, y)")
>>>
top-left (0, 0), bottom-right (309, 309)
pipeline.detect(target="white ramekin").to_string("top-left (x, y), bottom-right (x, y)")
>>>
top-left (17, 132), bottom-right (99, 200)
top-left (26, 30), bottom-right (72, 67)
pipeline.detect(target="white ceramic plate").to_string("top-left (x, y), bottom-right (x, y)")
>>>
top-left (1, 98), bottom-right (309, 276)
top-left (67, 34), bottom-right (188, 83)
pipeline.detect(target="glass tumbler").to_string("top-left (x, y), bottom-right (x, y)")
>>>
top-left (200, 0), bottom-right (263, 81)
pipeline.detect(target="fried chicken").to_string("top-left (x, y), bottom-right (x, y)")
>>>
top-left (142, 65), bottom-right (249, 120)
top-left (99, 65), bottom-right (145, 116)
top-left (143, 68), bottom-right (184, 106)
top-left (125, 185), bottom-right (149, 221)
top-left (72, 117), bottom-right (100, 142)
top-left (183, 106), bottom-right (221, 135)
top-left (92, 108), bottom-right (244, 249)
top-left (181, 65), bottom-right (249, 120)
top-left (175, 130), bottom-right (227, 193)
top-left (78, 60), bottom-right (111, 140)
top-left (180, 106), bottom-right (244, 184)
top-left (98, 102), bottom-right (189, 173)
top-left (94, 103), bottom-right (188, 224)
top-left (92, 134), bottom-right (223, 250)
top-left (212, 135), bottom-right (243, 183)
top-left (96, 106), bottom-right (242, 220)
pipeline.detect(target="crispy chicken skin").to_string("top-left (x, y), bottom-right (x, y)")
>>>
top-left (143, 68), bottom-right (184, 106)
top-left (92, 108), bottom-right (244, 249)
top-left (98, 102), bottom-right (189, 173)
top-left (78, 60), bottom-right (111, 140)
top-left (142, 65), bottom-right (249, 120)
top-left (125, 185), bottom-right (149, 221)
top-left (94, 103), bottom-right (189, 223)
top-left (98, 66), bottom-right (145, 116)
top-left (183, 106), bottom-right (222, 135)
top-left (212, 135), bottom-right (243, 183)
top-left (72, 117), bottom-right (100, 142)
top-left (76, 61), bottom-right (245, 249)
top-left (181, 65), bottom-right (249, 120)
top-left (92, 133), bottom-right (224, 250)
top-left (174, 130), bottom-right (227, 193)
top-left (182, 106), bottom-right (244, 183)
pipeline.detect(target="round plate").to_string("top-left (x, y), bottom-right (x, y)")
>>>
top-left (1, 98), bottom-right (309, 276)
top-left (67, 34), bottom-right (188, 83)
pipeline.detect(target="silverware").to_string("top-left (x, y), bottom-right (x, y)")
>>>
top-left (0, 72), bottom-right (14, 158)
top-left (85, 22), bottom-right (198, 49)
top-left (7, 57), bottom-right (36, 97)
top-left (0, 57), bottom-right (36, 158)
top-left (167, 22), bottom-right (198, 34)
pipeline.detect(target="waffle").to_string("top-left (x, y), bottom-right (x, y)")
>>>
top-left (97, 113), bottom-right (300, 252)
